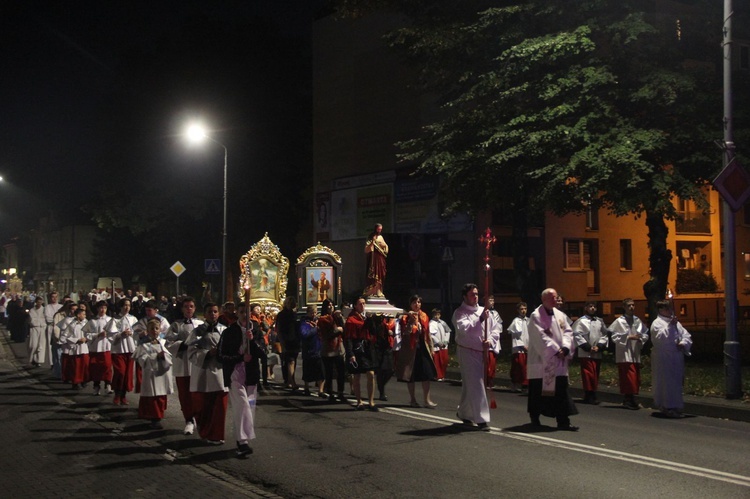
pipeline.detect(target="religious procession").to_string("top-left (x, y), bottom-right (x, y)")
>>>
top-left (3, 228), bottom-right (694, 459)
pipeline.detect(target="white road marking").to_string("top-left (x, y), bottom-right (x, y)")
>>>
top-left (382, 407), bottom-right (750, 488)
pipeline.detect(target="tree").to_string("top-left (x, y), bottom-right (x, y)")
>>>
top-left (85, 186), bottom-right (217, 296)
top-left (334, 0), bottom-right (723, 314)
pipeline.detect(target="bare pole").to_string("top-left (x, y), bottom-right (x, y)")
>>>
top-left (205, 136), bottom-right (228, 305)
top-left (222, 142), bottom-right (228, 305)
top-left (722, 0), bottom-right (742, 399)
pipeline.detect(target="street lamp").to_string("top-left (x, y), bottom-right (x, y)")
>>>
top-left (185, 123), bottom-right (228, 304)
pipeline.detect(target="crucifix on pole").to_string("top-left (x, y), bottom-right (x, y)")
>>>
top-left (479, 227), bottom-right (497, 409)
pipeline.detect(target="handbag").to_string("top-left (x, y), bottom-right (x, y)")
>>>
top-left (351, 339), bottom-right (374, 371)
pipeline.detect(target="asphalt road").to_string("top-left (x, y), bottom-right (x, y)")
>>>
top-left (223, 379), bottom-right (750, 498)
top-left (2, 330), bottom-right (748, 498)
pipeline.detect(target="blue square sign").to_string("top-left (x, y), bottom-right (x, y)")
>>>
top-left (204, 259), bottom-right (221, 275)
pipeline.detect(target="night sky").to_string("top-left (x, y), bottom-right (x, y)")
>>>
top-left (0, 1), bottom-right (321, 246)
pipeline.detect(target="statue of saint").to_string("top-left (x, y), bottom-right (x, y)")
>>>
top-left (364, 223), bottom-right (388, 298)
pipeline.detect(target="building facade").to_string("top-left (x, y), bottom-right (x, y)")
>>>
top-left (1, 215), bottom-right (97, 297)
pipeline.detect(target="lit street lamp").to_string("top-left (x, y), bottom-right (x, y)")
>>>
top-left (186, 123), bottom-right (228, 303)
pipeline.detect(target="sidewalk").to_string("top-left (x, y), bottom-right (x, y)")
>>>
top-left (0, 325), bottom-right (281, 498)
top-left (447, 365), bottom-right (750, 423)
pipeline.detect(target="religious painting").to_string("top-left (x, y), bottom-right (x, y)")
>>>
top-left (239, 233), bottom-right (289, 314)
top-left (306, 266), bottom-right (333, 304)
top-left (248, 258), bottom-right (279, 301)
top-left (295, 243), bottom-right (343, 311)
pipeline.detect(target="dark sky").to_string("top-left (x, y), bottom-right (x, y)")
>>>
top-left (0, 1), bottom-right (321, 243)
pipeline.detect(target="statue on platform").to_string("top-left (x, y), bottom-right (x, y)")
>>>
top-left (364, 223), bottom-right (388, 298)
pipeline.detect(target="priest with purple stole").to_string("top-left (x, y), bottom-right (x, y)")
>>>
top-left (528, 288), bottom-right (579, 431)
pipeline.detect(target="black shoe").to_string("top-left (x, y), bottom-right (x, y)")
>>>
top-left (150, 420), bottom-right (164, 430)
top-left (457, 412), bottom-right (473, 426)
top-left (477, 422), bottom-right (490, 431)
top-left (368, 404), bottom-right (379, 412)
top-left (557, 423), bottom-right (579, 432)
top-left (379, 394), bottom-right (388, 401)
top-left (530, 416), bottom-right (541, 426)
top-left (236, 442), bottom-right (253, 457)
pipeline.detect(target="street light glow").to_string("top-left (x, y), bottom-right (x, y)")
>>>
top-left (186, 123), bottom-right (207, 143)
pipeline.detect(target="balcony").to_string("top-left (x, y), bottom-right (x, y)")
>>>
top-left (676, 211), bottom-right (710, 234)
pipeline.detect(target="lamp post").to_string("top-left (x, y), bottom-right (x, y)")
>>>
top-left (186, 124), bottom-right (228, 304)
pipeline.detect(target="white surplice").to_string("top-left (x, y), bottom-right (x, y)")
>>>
top-left (134, 339), bottom-right (174, 397)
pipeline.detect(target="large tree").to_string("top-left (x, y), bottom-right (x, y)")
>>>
top-left (335, 0), bottom-right (722, 314)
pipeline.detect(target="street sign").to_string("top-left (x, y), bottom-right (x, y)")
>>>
top-left (170, 261), bottom-right (186, 277)
top-left (441, 246), bottom-right (455, 263)
top-left (204, 259), bottom-right (221, 275)
top-left (713, 158), bottom-right (750, 212)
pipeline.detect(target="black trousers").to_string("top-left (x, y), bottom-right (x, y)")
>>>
top-left (527, 376), bottom-right (579, 424)
top-left (322, 355), bottom-right (346, 395)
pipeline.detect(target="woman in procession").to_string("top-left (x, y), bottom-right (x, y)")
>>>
top-left (397, 295), bottom-right (438, 408)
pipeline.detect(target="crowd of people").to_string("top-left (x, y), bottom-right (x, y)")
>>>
top-left (2, 283), bottom-right (693, 455)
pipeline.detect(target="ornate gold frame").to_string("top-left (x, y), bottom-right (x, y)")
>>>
top-left (239, 233), bottom-right (289, 315)
top-left (296, 242), bottom-right (343, 310)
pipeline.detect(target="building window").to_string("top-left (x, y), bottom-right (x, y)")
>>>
top-left (744, 253), bottom-right (750, 279)
top-left (565, 239), bottom-right (600, 293)
top-left (586, 205), bottom-right (599, 230)
top-left (565, 239), bottom-right (593, 270)
top-left (620, 239), bottom-right (632, 271)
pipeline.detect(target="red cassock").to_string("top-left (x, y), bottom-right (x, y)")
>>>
top-left (139, 395), bottom-right (168, 420)
top-left (618, 362), bottom-right (641, 395)
top-left (580, 358), bottom-right (601, 392)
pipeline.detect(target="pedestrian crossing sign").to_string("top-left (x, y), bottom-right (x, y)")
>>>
top-left (204, 259), bottom-right (221, 275)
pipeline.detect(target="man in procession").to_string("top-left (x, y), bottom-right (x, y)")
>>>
top-left (528, 288), bottom-right (579, 431)
top-left (165, 297), bottom-right (203, 435)
top-left (452, 283), bottom-right (501, 431)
